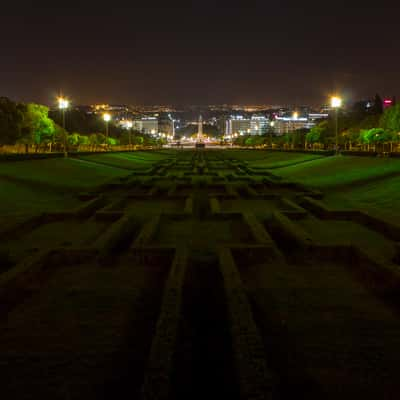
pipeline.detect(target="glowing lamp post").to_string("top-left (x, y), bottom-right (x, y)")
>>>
top-left (103, 113), bottom-right (111, 150)
top-left (126, 121), bottom-right (133, 150)
top-left (290, 112), bottom-right (298, 135)
top-left (270, 120), bottom-right (275, 148)
top-left (58, 97), bottom-right (69, 157)
top-left (331, 96), bottom-right (342, 154)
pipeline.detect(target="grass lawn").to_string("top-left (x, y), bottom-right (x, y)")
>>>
top-left (0, 157), bottom-right (131, 217)
top-left (0, 179), bottom-right (80, 216)
top-left (325, 175), bottom-right (400, 223)
top-left (77, 151), bottom-right (173, 170)
top-left (2, 150), bottom-right (400, 224)
top-left (226, 150), bottom-right (324, 167)
top-left (271, 155), bottom-right (400, 223)
top-left (0, 157), bottom-right (130, 190)
top-left (272, 155), bottom-right (400, 189)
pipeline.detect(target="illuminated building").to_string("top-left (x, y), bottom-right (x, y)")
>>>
top-left (132, 117), bottom-right (158, 135)
top-left (225, 115), bottom-right (251, 136)
top-left (273, 114), bottom-right (315, 135)
top-left (158, 114), bottom-right (175, 136)
top-left (250, 115), bottom-right (269, 135)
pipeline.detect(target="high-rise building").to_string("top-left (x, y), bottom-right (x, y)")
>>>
top-left (225, 115), bottom-right (251, 136)
top-left (273, 114), bottom-right (314, 135)
top-left (132, 117), bottom-right (158, 135)
top-left (158, 114), bottom-right (175, 136)
top-left (250, 115), bottom-right (269, 135)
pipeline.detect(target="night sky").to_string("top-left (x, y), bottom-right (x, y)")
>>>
top-left (1, 1), bottom-right (399, 106)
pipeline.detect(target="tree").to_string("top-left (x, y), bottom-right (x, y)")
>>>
top-left (380, 103), bottom-right (400, 134)
top-left (341, 127), bottom-right (360, 150)
top-left (107, 137), bottom-right (118, 146)
top-left (292, 128), bottom-right (308, 149)
top-left (134, 135), bottom-right (144, 146)
top-left (21, 103), bottom-right (55, 147)
top-left (306, 122), bottom-right (328, 147)
top-left (372, 93), bottom-right (383, 115)
top-left (0, 97), bottom-right (26, 145)
top-left (359, 128), bottom-right (391, 151)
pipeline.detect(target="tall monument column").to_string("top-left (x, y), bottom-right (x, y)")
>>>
top-left (197, 115), bottom-right (203, 142)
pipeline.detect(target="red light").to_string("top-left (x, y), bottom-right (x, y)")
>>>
top-left (384, 99), bottom-right (392, 104)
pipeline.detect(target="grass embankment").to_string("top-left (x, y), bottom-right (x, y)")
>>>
top-left (231, 150), bottom-right (324, 168)
top-left (270, 155), bottom-right (400, 223)
top-left (77, 151), bottom-right (173, 170)
top-left (0, 153), bottom-right (163, 216)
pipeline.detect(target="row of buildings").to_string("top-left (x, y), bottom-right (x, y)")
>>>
top-left (224, 112), bottom-right (328, 137)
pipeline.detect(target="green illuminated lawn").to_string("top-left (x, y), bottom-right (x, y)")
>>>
top-left (0, 158), bottom-right (130, 190)
top-left (0, 179), bottom-right (80, 216)
top-left (325, 175), bottom-right (400, 222)
top-left (227, 150), bottom-right (324, 166)
top-left (0, 157), bottom-right (130, 216)
top-left (271, 155), bottom-right (400, 189)
top-left (0, 151), bottom-right (176, 218)
top-left (270, 154), bottom-right (400, 222)
top-left (77, 151), bottom-right (172, 170)
top-left (2, 150), bottom-right (400, 224)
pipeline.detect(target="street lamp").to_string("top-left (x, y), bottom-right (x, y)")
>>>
top-left (331, 96), bottom-right (342, 154)
top-left (270, 120), bottom-right (275, 148)
top-left (103, 113), bottom-right (111, 150)
top-left (126, 121), bottom-right (133, 150)
top-left (58, 97), bottom-right (69, 157)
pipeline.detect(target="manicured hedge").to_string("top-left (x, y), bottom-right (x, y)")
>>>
top-left (218, 247), bottom-right (276, 399)
top-left (183, 197), bottom-right (193, 214)
top-left (210, 197), bottom-right (221, 214)
top-left (141, 247), bottom-right (188, 400)
top-left (94, 213), bottom-right (138, 262)
top-left (300, 196), bottom-right (400, 241)
top-left (133, 214), bottom-right (161, 247)
top-left (271, 211), bottom-right (313, 249)
top-left (242, 212), bottom-right (274, 245)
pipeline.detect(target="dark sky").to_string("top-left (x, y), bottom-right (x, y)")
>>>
top-left (1, 1), bottom-right (399, 106)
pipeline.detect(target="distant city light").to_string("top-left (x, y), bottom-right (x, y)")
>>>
top-left (331, 96), bottom-right (342, 108)
top-left (293, 112), bottom-right (299, 120)
top-left (103, 113), bottom-right (111, 122)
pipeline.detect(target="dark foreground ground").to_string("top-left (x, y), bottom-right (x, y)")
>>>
top-left (1, 150), bottom-right (400, 399)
